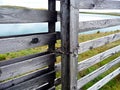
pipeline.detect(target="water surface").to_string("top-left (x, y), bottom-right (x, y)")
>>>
top-left (0, 14), bottom-right (120, 36)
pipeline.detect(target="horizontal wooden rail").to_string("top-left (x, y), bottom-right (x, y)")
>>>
top-left (4, 71), bottom-right (55, 90)
top-left (88, 67), bottom-right (120, 90)
top-left (78, 45), bottom-right (120, 72)
top-left (56, 45), bottom-right (120, 72)
top-left (57, 0), bottom-right (120, 9)
top-left (58, 14), bottom-right (120, 30)
top-left (0, 68), bottom-right (48, 89)
top-left (77, 56), bottom-right (120, 89)
top-left (78, 32), bottom-right (120, 54)
top-left (0, 51), bottom-right (49, 67)
top-left (79, 0), bottom-right (120, 9)
top-left (79, 18), bottom-right (120, 33)
top-left (0, 32), bottom-right (60, 54)
top-left (0, 53), bottom-right (55, 81)
top-left (0, 6), bottom-right (57, 23)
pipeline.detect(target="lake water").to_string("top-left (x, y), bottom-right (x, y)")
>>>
top-left (0, 14), bottom-right (120, 36)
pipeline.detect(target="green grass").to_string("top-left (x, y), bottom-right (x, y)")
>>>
top-left (0, 5), bottom-right (47, 10)
top-left (57, 30), bottom-right (120, 90)
top-left (80, 12), bottom-right (120, 16)
top-left (0, 30), bottom-right (120, 90)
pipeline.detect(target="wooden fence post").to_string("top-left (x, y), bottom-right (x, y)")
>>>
top-left (48, 0), bottom-right (56, 89)
top-left (61, 0), bottom-right (79, 90)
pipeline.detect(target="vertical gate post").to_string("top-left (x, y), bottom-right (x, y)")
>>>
top-left (48, 0), bottom-right (56, 89)
top-left (61, 0), bottom-right (79, 90)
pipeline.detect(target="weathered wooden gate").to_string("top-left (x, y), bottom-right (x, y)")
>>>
top-left (0, 0), bottom-right (120, 90)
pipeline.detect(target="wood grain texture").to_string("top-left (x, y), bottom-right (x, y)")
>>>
top-left (0, 7), bottom-right (57, 23)
top-left (77, 57), bottom-right (120, 89)
top-left (0, 68), bottom-right (48, 89)
top-left (78, 33), bottom-right (120, 54)
top-left (61, 0), bottom-right (79, 89)
top-left (79, 18), bottom-right (120, 33)
top-left (5, 71), bottom-right (55, 90)
top-left (0, 33), bottom-right (57, 54)
top-left (79, 0), bottom-right (120, 9)
top-left (0, 52), bottom-right (49, 67)
top-left (58, 0), bottom-right (120, 9)
top-left (78, 45), bottom-right (120, 72)
top-left (48, 0), bottom-right (56, 89)
top-left (56, 45), bottom-right (120, 72)
top-left (0, 53), bottom-right (55, 81)
top-left (88, 67), bottom-right (120, 90)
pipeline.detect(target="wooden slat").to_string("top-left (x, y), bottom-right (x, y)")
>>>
top-left (56, 45), bottom-right (120, 72)
top-left (48, 86), bottom-right (56, 90)
top-left (55, 78), bottom-right (61, 86)
top-left (5, 71), bottom-right (55, 90)
top-left (0, 51), bottom-right (49, 67)
top-left (48, 0), bottom-right (56, 89)
top-left (36, 83), bottom-right (49, 90)
top-left (35, 78), bottom-right (61, 90)
top-left (79, 0), bottom-right (120, 9)
top-left (0, 32), bottom-right (57, 54)
top-left (78, 32), bottom-right (120, 54)
top-left (88, 67), bottom-right (120, 90)
top-left (78, 45), bottom-right (120, 72)
top-left (0, 6), bottom-right (57, 23)
top-left (61, 0), bottom-right (79, 90)
top-left (79, 18), bottom-right (120, 33)
top-left (77, 56), bottom-right (120, 89)
top-left (0, 68), bottom-right (48, 89)
top-left (0, 53), bottom-right (55, 81)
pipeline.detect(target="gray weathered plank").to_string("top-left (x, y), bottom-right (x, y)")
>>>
top-left (57, 0), bottom-right (120, 9)
top-left (0, 52), bottom-right (48, 67)
top-left (77, 56), bottom-right (120, 89)
top-left (0, 53), bottom-right (55, 81)
top-left (55, 78), bottom-right (61, 86)
top-left (48, 86), bottom-right (56, 90)
top-left (61, 0), bottom-right (79, 90)
top-left (88, 67), bottom-right (120, 90)
top-left (79, 18), bottom-right (120, 33)
top-left (56, 45), bottom-right (120, 72)
top-left (5, 71), bottom-right (55, 90)
top-left (79, 0), bottom-right (120, 9)
top-left (0, 68), bottom-right (48, 89)
top-left (78, 32), bottom-right (120, 54)
top-left (0, 32), bottom-right (57, 54)
top-left (78, 45), bottom-right (120, 72)
top-left (48, 0), bottom-right (56, 89)
top-left (0, 6), bottom-right (57, 23)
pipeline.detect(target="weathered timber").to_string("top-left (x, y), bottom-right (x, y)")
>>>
top-left (48, 86), bottom-right (56, 90)
top-left (79, 0), bottom-right (120, 9)
top-left (55, 78), bottom-right (61, 86)
top-left (0, 6), bottom-right (57, 23)
top-left (77, 57), bottom-right (120, 89)
top-left (88, 67), bottom-right (120, 90)
top-left (61, 0), bottom-right (79, 90)
top-left (56, 45), bottom-right (120, 72)
top-left (5, 71), bottom-right (55, 90)
top-left (79, 18), bottom-right (120, 33)
top-left (57, 0), bottom-right (120, 9)
top-left (78, 45), bottom-right (120, 72)
top-left (0, 53), bottom-right (55, 81)
top-left (0, 32), bottom-right (57, 54)
top-left (78, 32), bottom-right (120, 54)
top-left (0, 52), bottom-right (49, 67)
top-left (0, 68), bottom-right (48, 89)
top-left (48, 0), bottom-right (56, 89)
